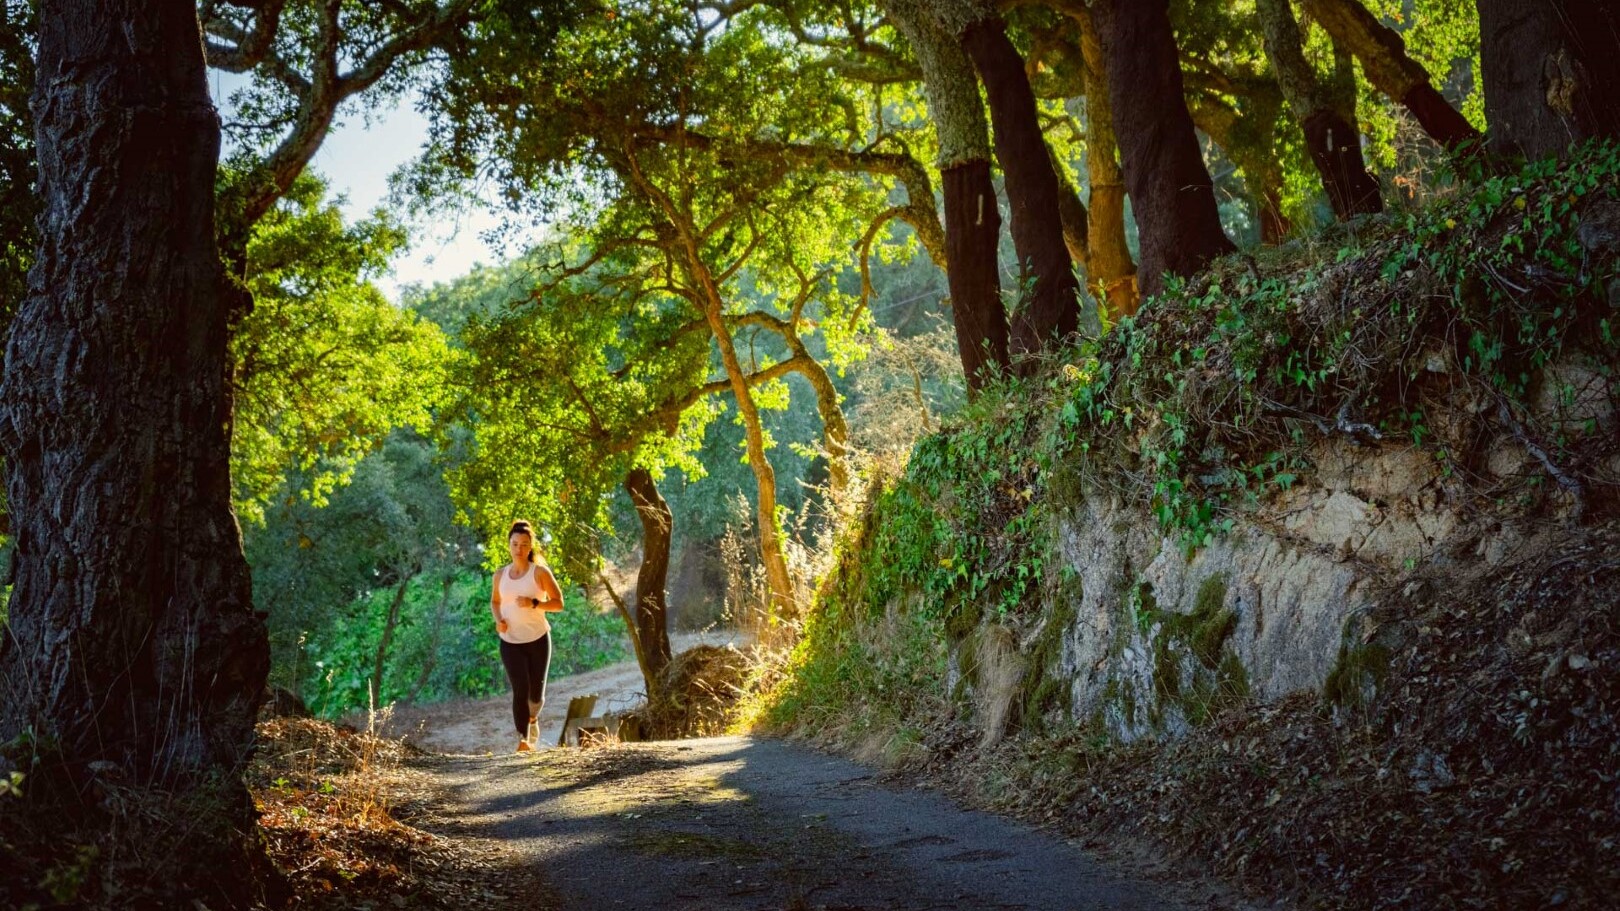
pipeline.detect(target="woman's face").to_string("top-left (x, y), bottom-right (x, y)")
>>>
top-left (508, 532), bottom-right (533, 563)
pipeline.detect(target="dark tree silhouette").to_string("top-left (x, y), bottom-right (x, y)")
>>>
top-left (1476, 0), bottom-right (1620, 161)
top-left (0, 0), bottom-right (269, 899)
top-left (959, 11), bottom-right (1093, 352)
top-left (1092, 0), bottom-right (1235, 297)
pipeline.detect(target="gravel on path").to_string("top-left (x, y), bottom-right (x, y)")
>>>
top-left (425, 735), bottom-right (1187, 911)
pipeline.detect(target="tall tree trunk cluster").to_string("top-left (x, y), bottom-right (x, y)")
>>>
top-left (882, 0), bottom-right (1540, 361)
top-left (956, 9), bottom-right (1093, 354)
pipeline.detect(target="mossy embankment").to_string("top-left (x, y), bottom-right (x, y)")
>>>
top-left (739, 146), bottom-right (1620, 909)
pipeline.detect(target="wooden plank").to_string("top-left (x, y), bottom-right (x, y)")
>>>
top-left (556, 694), bottom-right (599, 747)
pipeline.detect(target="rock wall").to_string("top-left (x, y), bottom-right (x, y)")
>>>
top-left (954, 437), bottom-right (1530, 743)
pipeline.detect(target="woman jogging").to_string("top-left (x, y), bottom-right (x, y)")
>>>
top-left (491, 519), bottom-right (564, 751)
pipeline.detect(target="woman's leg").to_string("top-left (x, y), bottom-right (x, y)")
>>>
top-left (522, 634), bottom-right (553, 724)
top-left (498, 639), bottom-right (531, 738)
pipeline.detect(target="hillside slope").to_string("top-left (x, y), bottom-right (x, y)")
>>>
top-left (744, 146), bottom-right (1620, 909)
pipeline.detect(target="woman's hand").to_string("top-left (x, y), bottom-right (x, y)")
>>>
top-left (496, 619), bottom-right (509, 634)
top-left (526, 595), bottom-right (547, 609)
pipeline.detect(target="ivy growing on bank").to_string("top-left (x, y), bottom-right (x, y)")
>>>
top-left (797, 143), bottom-right (1620, 658)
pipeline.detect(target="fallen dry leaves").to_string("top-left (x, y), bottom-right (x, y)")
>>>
top-left (905, 525), bottom-right (1620, 910)
top-left (249, 716), bottom-right (559, 910)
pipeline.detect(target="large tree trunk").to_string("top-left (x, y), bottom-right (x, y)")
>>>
top-left (1, 0), bottom-right (267, 783)
top-left (886, 0), bottom-right (1009, 390)
top-left (1074, 5), bottom-right (1139, 317)
top-left (625, 467), bottom-right (673, 693)
top-left (0, 0), bottom-right (269, 900)
top-left (1256, 0), bottom-right (1383, 219)
top-left (1092, 0), bottom-right (1235, 298)
top-left (1476, 0), bottom-right (1620, 161)
top-left (960, 15), bottom-right (1095, 354)
top-left (941, 161), bottom-right (1010, 386)
top-left (1303, 0), bottom-right (1482, 150)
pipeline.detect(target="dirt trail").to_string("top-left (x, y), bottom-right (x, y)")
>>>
top-left (425, 736), bottom-right (1192, 911)
top-left (384, 639), bottom-right (1222, 911)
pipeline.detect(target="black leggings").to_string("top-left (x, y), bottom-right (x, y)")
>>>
top-left (498, 634), bottom-right (552, 738)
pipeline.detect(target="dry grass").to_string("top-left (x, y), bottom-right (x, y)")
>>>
top-left (629, 644), bottom-right (754, 740)
top-left (249, 711), bottom-right (560, 909)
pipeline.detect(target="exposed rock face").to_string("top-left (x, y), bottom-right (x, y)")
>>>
top-left (934, 333), bottom-right (1620, 746)
top-left (956, 437), bottom-right (1531, 742)
top-left (1054, 488), bottom-right (1389, 740)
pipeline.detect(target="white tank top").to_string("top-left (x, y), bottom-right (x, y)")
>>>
top-left (497, 563), bottom-right (554, 644)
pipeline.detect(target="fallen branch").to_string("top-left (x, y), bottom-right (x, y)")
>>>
top-left (1495, 398), bottom-right (1586, 520)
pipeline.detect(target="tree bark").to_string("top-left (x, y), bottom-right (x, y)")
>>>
top-left (1476, 0), bottom-right (1620, 161)
top-left (1302, 0), bottom-right (1482, 150)
top-left (1, 0), bottom-right (267, 780)
top-left (1092, 0), bottom-right (1235, 298)
top-left (625, 467), bottom-right (673, 693)
top-left (1050, 146), bottom-right (1091, 272)
top-left (941, 161), bottom-right (1011, 385)
top-left (1073, 6), bottom-right (1139, 317)
top-left (0, 0), bottom-right (269, 900)
top-left (885, 0), bottom-right (1009, 390)
top-left (1256, 0), bottom-right (1383, 219)
top-left (960, 16), bottom-right (1095, 354)
top-left (371, 577), bottom-right (410, 705)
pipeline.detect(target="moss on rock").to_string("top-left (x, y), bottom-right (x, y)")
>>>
top-left (1323, 641), bottom-right (1391, 708)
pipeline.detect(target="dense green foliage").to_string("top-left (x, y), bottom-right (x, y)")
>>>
top-left (233, 175), bottom-right (452, 522)
top-left (247, 430), bottom-right (630, 717)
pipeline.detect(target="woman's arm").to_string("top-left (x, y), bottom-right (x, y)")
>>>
top-left (537, 566), bottom-right (564, 612)
top-left (491, 571), bottom-right (508, 633)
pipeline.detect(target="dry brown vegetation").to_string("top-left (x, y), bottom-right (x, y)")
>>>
top-left (248, 714), bottom-right (560, 910)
